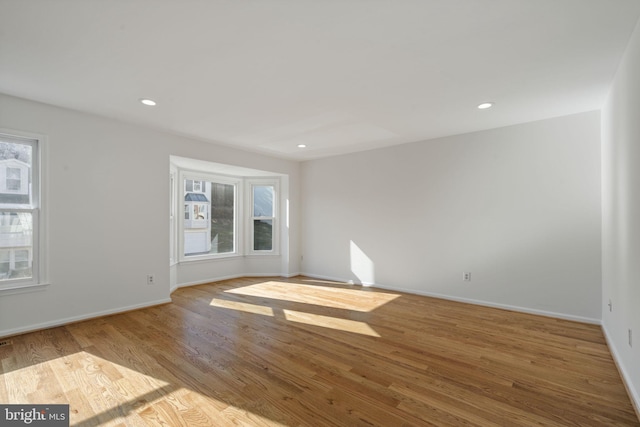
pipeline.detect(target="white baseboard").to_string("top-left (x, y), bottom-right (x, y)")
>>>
top-left (282, 271), bottom-right (302, 278)
top-left (602, 324), bottom-right (640, 419)
top-left (300, 272), bottom-right (362, 285)
top-left (172, 272), bottom-right (304, 293)
top-left (174, 274), bottom-right (245, 290)
top-left (301, 272), bottom-right (600, 324)
top-left (376, 284), bottom-right (601, 325)
top-left (0, 297), bottom-right (172, 339)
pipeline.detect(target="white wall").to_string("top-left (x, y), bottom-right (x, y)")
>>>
top-left (301, 111), bottom-right (602, 322)
top-left (0, 93), bottom-right (300, 337)
top-left (602, 17), bottom-right (640, 412)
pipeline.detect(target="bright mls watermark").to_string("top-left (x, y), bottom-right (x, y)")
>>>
top-left (1, 405), bottom-right (69, 426)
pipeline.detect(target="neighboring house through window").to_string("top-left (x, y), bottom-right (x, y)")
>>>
top-left (6, 167), bottom-right (21, 191)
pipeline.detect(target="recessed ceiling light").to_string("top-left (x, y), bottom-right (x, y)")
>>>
top-left (477, 102), bottom-right (493, 110)
top-left (297, 144), bottom-right (307, 148)
top-left (140, 98), bottom-right (157, 106)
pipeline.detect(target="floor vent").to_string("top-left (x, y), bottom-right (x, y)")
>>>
top-left (0, 340), bottom-right (13, 347)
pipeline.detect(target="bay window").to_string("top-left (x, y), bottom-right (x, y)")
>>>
top-left (172, 162), bottom-right (280, 262)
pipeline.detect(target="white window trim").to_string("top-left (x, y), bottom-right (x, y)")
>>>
top-left (178, 170), bottom-right (243, 262)
top-left (247, 179), bottom-right (280, 256)
top-left (169, 168), bottom-right (177, 266)
top-left (0, 129), bottom-right (48, 294)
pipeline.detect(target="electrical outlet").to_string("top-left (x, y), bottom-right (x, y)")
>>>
top-left (629, 329), bottom-right (633, 347)
top-left (463, 272), bottom-right (471, 281)
top-left (147, 275), bottom-right (154, 285)
top-left (608, 299), bottom-right (612, 312)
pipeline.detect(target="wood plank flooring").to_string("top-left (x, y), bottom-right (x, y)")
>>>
top-left (1, 276), bottom-right (638, 426)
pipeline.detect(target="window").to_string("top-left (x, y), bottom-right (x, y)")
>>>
top-left (171, 157), bottom-right (282, 262)
top-left (0, 132), bottom-right (41, 289)
top-left (251, 184), bottom-right (276, 252)
top-left (183, 175), bottom-right (237, 257)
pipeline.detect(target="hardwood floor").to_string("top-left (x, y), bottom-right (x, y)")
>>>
top-left (1, 276), bottom-right (638, 426)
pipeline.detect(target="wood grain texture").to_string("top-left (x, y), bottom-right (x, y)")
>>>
top-left (1, 276), bottom-right (638, 426)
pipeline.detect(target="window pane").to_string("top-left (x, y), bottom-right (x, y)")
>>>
top-left (253, 186), bottom-right (274, 217)
top-left (254, 219), bottom-right (273, 251)
top-left (0, 212), bottom-right (33, 280)
top-left (184, 180), bottom-right (235, 256)
top-left (0, 141), bottom-right (32, 204)
top-left (210, 183), bottom-right (234, 254)
top-left (15, 249), bottom-right (29, 270)
top-left (0, 250), bottom-right (9, 276)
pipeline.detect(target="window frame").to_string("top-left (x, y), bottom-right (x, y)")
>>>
top-left (0, 130), bottom-right (47, 293)
top-left (247, 179), bottom-right (279, 256)
top-left (179, 170), bottom-right (242, 262)
top-left (170, 168), bottom-right (177, 266)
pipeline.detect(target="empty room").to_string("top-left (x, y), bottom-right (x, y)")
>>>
top-left (1, 0), bottom-right (640, 425)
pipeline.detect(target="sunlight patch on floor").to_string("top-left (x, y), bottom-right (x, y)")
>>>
top-left (225, 281), bottom-right (399, 312)
top-left (1, 351), bottom-right (178, 426)
top-left (283, 309), bottom-right (380, 337)
top-left (210, 298), bottom-right (275, 316)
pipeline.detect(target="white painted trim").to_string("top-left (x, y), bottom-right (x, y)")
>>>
top-left (282, 271), bottom-right (301, 278)
top-left (242, 272), bottom-right (288, 278)
top-left (0, 282), bottom-right (49, 296)
top-left (602, 324), bottom-right (640, 419)
top-left (301, 273), bottom-right (601, 324)
top-left (174, 275), bottom-right (244, 290)
top-left (0, 298), bottom-right (172, 339)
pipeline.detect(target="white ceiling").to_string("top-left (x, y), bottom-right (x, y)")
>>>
top-left (1, 1), bottom-right (639, 161)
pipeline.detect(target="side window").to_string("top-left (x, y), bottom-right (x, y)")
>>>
top-left (0, 133), bottom-right (40, 288)
top-left (251, 183), bottom-right (276, 252)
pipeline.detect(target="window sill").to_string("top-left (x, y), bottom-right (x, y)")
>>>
top-left (179, 253), bottom-right (243, 264)
top-left (0, 282), bottom-right (50, 296)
